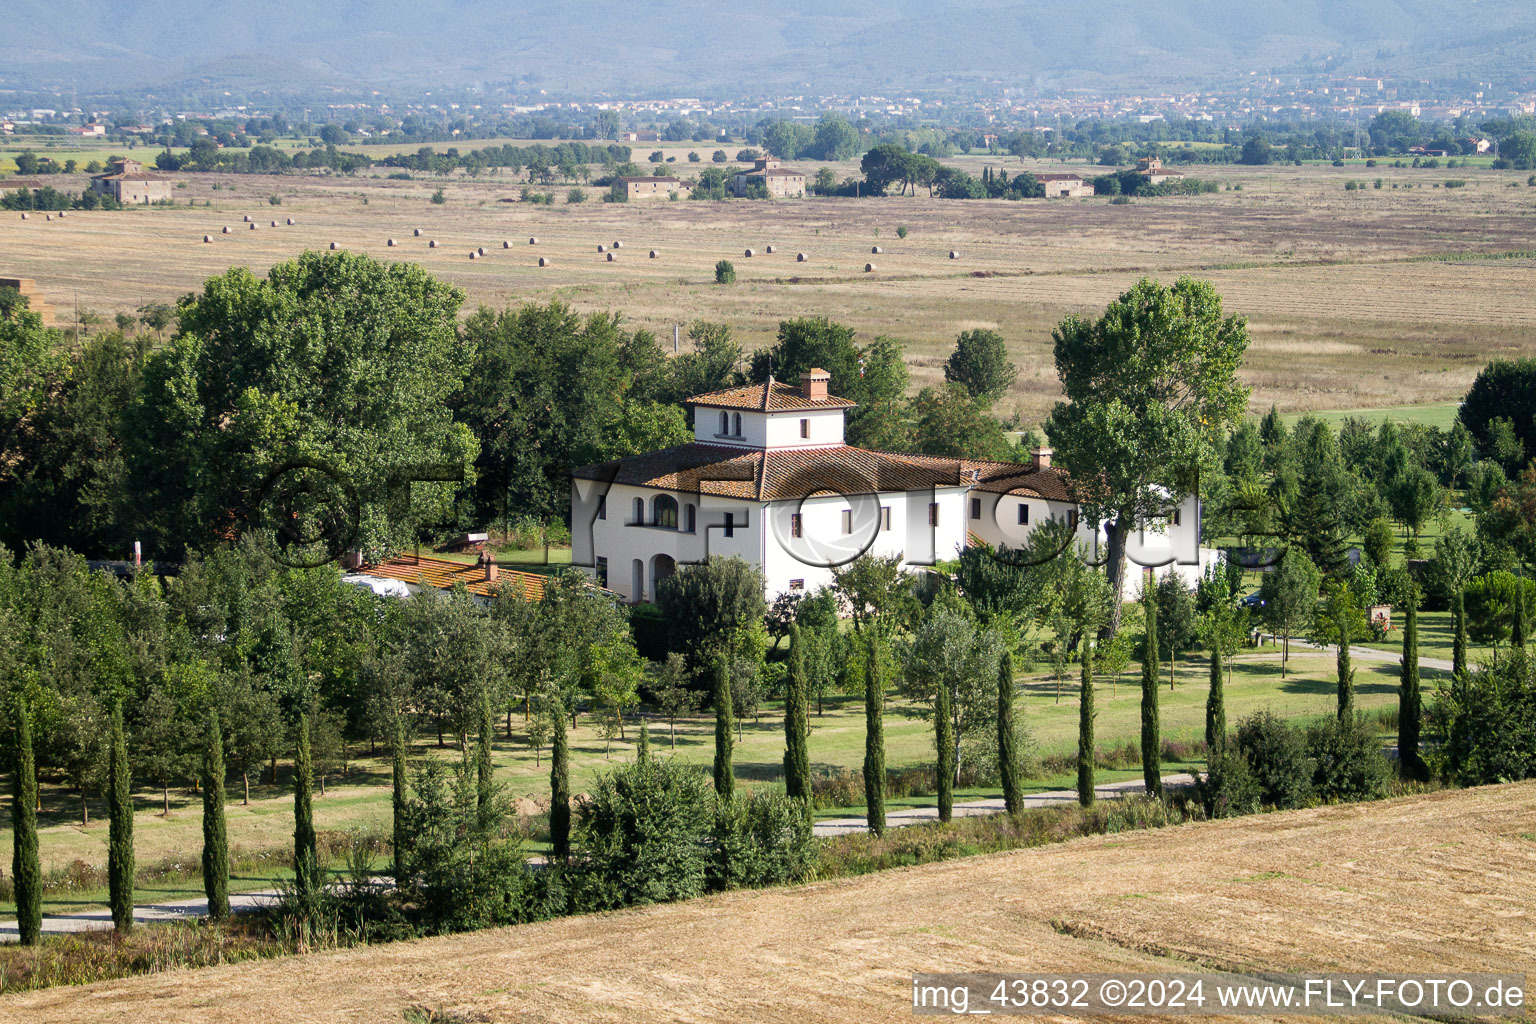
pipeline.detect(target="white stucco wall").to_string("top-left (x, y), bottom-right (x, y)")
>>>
top-left (693, 406), bottom-right (845, 449)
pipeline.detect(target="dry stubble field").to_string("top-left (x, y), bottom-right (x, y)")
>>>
top-left (4, 160), bottom-right (1535, 422)
top-left (6, 781), bottom-right (1531, 1023)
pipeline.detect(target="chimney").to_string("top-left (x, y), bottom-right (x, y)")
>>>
top-left (341, 549), bottom-right (363, 571)
top-left (132, 540), bottom-right (141, 566)
top-left (800, 367), bottom-right (830, 401)
top-left (482, 550), bottom-right (498, 584)
top-left (1030, 446), bottom-right (1053, 472)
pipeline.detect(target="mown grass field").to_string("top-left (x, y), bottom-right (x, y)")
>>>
top-left (4, 160), bottom-right (1534, 422)
top-left (8, 781), bottom-right (1529, 1023)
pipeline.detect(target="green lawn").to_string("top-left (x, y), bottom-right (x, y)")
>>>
top-left (1275, 402), bottom-right (1462, 432)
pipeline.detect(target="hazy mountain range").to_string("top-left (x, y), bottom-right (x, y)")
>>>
top-left (7, 0), bottom-right (1535, 98)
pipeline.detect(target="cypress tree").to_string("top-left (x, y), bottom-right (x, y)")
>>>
top-left (1398, 596), bottom-right (1428, 782)
top-left (712, 652), bottom-right (734, 799)
top-left (1141, 587), bottom-right (1162, 797)
top-left (293, 714), bottom-right (317, 901)
top-left (1336, 606), bottom-right (1355, 720)
top-left (475, 693), bottom-right (495, 832)
top-left (934, 666), bottom-right (954, 824)
top-left (782, 624), bottom-right (811, 800)
top-left (201, 709), bottom-right (229, 922)
top-left (997, 650), bottom-right (1021, 814)
top-left (107, 702), bottom-right (134, 934)
top-left (1452, 586), bottom-right (1469, 678)
top-left (549, 697), bottom-right (571, 860)
top-left (1077, 636), bottom-right (1095, 807)
top-left (1514, 578), bottom-right (1529, 651)
top-left (12, 695), bottom-right (41, 946)
top-left (863, 630), bottom-right (887, 836)
top-left (391, 715), bottom-right (409, 881)
top-left (1205, 641), bottom-right (1225, 759)
top-left (637, 718), bottom-right (651, 764)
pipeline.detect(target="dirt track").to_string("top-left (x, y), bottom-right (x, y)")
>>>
top-left (5, 782), bottom-right (1533, 1023)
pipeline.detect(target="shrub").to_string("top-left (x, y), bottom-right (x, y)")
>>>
top-left (566, 187), bottom-right (587, 204)
top-left (267, 194), bottom-right (281, 205)
top-left (1235, 710), bottom-right (1314, 809)
top-left (571, 758), bottom-right (713, 910)
top-left (1109, 195), bottom-right (1132, 205)
top-left (1197, 749), bottom-right (1260, 818)
top-left (896, 225), bottom-right (908, 239)
top-left (687, 151), bottom-right (700, 162)
top-left (1444, 179), bottom-right (1467, 188)
top-left (430, 188), bottom-right (446, 205)
top-left (1435, 658), bottom-right (1536, 785)
top-left (710, 793), bottom-right (816, 890)
top-left (1306, 713), bottom-right (1391, 802)
top-left (714, 259), bottom-right (736, 284)
top-left (628, 602), bottom-right (670, 660)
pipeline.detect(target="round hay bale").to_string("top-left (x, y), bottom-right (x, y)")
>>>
top-left (648, 249), bottom-right (659, 258)
top-left (270, 220), bottom-right (278, 227)
top-left (865, 262), bottom-right (877, 272)
top-left (469, 251), bottom-right (478, 260)
top-left (243, 214), bottom-right (252, 222)
top-left (948, 250), bottom-right (959, 259)
top-left (538, 256), bottom-right (551, 267)
top-left (477, 246), bottom-right (485, 256)
top-left (502, 240), bottom-right (511, 249)
top-left (222, 225), bottom-right (231, 234)
top-left (606, 252), bottom-right (616, 262)
top-left (387, 238), bottom-right (396, 246)
top-left (287, 217), bottom-right (295, 225)
top-left (57, 211), bottom-right (66, 218)
top-left (428, 239), bottom-right (438, 248)
top-left (45, 214), bottom-right (52, 221)
top-left (528, 237), bottom-right (538, 245)
top-left (203, 234), bottom-right (213, 243)
top-left (612, 241), bottom-right (623, 249)
top-left (330, 241), bottom-right (339, 250)
top-left (870, 245), bottom-right (882, 254)
top-left (765, 245), bottom-right (776, 253)
top-left (597, 244), bottom-right (606, 252)
top-left (19, 213), bottom-right (28, 220)
top-left (413, 228), bottom-right (422, 237)
top-left (796, 252), bottom-right (807, 262)
top-left (744, 248), bottom-right (755, 257)
top-left (249, 222), bottom-right (257, 230)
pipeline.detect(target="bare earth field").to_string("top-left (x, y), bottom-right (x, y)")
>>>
top-left (4, 160), bottom-right (1535, 422)
top-left (5, 781), bottom-right (1530, 1023)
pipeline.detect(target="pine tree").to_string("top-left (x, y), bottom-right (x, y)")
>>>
top-left (1077, 636), bottom-right (1095, 807)
top-left (996, 651), bottom-right (1021, 814)
top-left (934, 661), bottom-right (954, 824)
top-left (391, 715), bottom-right (409, 881)
top-left (201, 709), bottom-right (229, 921)
top-left (782, 624), bottom-right (811, 800)
top-left (637, 719), bottom-right (651, 764)
top-left (1398, 596), bottom-right (1428, 782)
top-left (1452, 586), bottom-right (1469, 678)
top-left (1205, 643), bottom-right (1225, 758)
top-left (549, 697), bottom-right (571, 860)
top-left (293, 714), bottom-right (317, 900)
top-left (12, 695), bottom-right (41, 946)
top-left (863, 630), bottom-right (887, 836)
top-left (107, 702), bottom-right (134, 934)
top-left (1141, 587), bottom-right (1162, 797)
top-left (712, 652), bottom-right (734, 800)
top-left (1336, 606), bottom-right (1355, 720)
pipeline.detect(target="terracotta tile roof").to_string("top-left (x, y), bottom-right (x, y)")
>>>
top-left (686, 379), bottom-right (856, 412)
top-left (1035, 173), bottom-right (1085, 182)
top-left (573, 443), bottom-right (1075, 503)
top-left (358, 554), bottom-right (545, 600)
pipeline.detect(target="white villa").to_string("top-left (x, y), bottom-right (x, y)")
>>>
top-left (570, 370), bottom-right (1207, 603)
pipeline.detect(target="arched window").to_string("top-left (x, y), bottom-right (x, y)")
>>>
top-left (685, 503), bottom-right (696, 533)
top-left (719, 410), bottom-right (729, 434)
top-left (653, 494), bottom-right (678, 529)
top-left (632, 497), bottom-right (643, 524)
top-left (732, 412), bottom-right (742, 436)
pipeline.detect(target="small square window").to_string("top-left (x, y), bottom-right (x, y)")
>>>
top-left (841, 509), bottom-right (853, 534)
top-left (1171, 509), bottom-right (1182, 526)
top-left (790, 513), bottom-right (803, 538)
top-left (970, 497), bottom-right (982, 520)
top-left (789, 578), bottom-right (805, 591)
top-left (880, 506), bottom-right (892, 531)
top-left (800, 418), bottom-right (809, 438)
top-left (595, 556), bottom-right (608, 587)
top-left (928, 502), bottom-right (939, 526)
top-left (1017, 503), bottom-right (1029, 525)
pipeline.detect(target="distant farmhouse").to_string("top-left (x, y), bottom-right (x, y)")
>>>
top-left (90, 158), bottom-right (174, 205)
top-left (615, 175), bottom-right (692, 200)
top-left (1036, 172), bottom-right (1095, 197)
top-left (731, 156), bottom-right (806, 198)
top-left (1136, 157), bottom-right (1184, 186)
top-left (621, 130), bottom-right (661, 143)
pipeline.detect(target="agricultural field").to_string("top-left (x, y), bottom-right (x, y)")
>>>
top-left (4, 159), bottom-right (1535, 424)
top-left (9, 780), bottom-right (1530, 1024)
